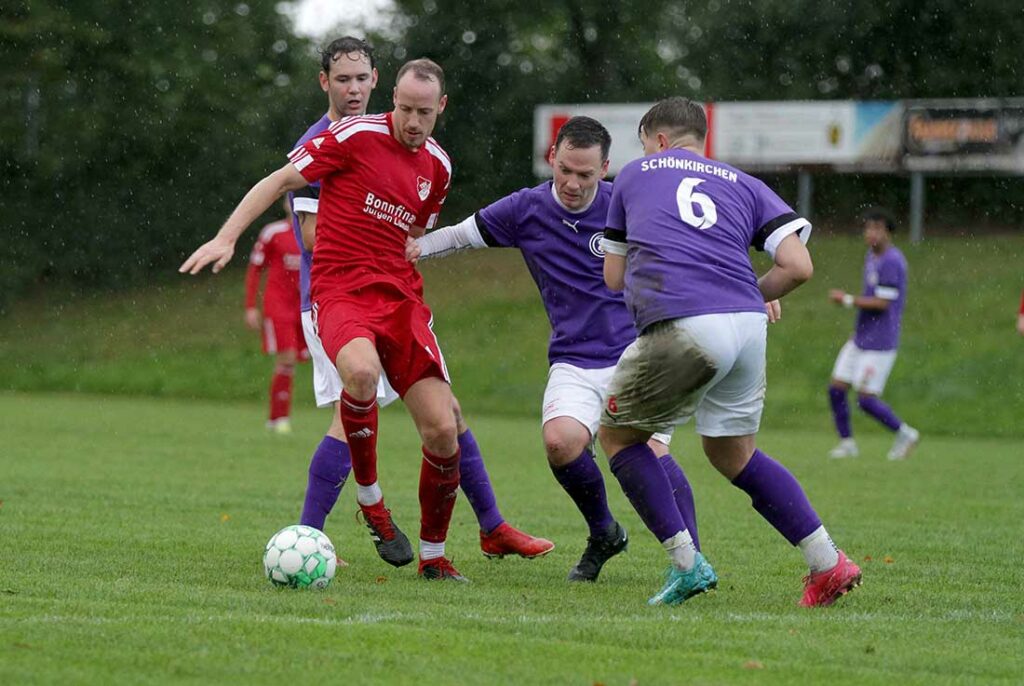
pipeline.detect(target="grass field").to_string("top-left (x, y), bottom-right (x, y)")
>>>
top-left (2, 393), bottom-right (1022, 685)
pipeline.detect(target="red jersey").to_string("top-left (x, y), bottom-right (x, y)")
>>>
top-left (245, 219), bottom-right (302, 320)
top-left (287, 112), bottom-right (451, 303)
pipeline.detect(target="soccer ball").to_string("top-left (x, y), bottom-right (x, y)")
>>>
top-left (263, 525), bottom-right (337, 589)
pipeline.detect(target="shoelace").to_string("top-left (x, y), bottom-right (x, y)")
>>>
top-left (357, 506), bottom-right (395, 540)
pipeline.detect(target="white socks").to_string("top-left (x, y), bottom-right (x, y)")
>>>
top-left (356, 482), bottom-right (382, 506)
top-left (420, 539), bottom-right (445, 561)
top-left (799, 525), bottom-right (840, 573)
top-left (662, 530), bottom-right (697, 571)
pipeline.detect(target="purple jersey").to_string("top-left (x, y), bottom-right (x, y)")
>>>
top-left (605, 148), bottom-right (809, 331)
top-left (853, 246), bottom-right (907, 350)
top-left (288, 114), bottom-right (331, 313)
top-left (476, 181), bottom-right (637, 368)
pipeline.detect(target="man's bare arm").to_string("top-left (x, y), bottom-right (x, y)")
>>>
top-left (758, 233), bottom-right (814, 301)
top-left (180, 164), bottom-right (308, 275)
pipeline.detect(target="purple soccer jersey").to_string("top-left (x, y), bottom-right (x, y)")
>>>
top-left (605, 149), bottom-right (809, 331)
top-left (288, 114), bottom-right (331, 313)
top-left (476, 181), bottom-right (637, 368)
top-left (853, 246), bottom-right (907, 350)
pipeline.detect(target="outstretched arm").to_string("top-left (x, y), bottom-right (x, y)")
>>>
top-left (180, 164), bottom-right (308, 275)
top-left (828, 289), bottom-right (891, 311)
top-left (413, 215), bottom-right (490, 262)
top-left (758, 232), bottom-right (813, 301)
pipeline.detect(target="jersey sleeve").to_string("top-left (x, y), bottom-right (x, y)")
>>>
top-left (476, 189), bottom-right (528, 248)
top-left (874, 256), bottom-right (904, 301)
top-left (749, 180), bottom-right (812, 258)
top-left (601, 173), bottom-right (629, 256)
top-left (287, 130), bottom-right (351, 184)
top-left (291, 182), bottom-right (320, 215)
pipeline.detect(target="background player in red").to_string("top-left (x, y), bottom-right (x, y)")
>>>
top-left (1017, 290), bottom-right (1024, 336)
top-left (244, 199), bottom-right (306, 433)
top-left (182, 59), bottom-right (473, 581)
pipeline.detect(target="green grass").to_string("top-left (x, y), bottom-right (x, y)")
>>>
top-left (2, 393), bottom-right (1022, 684)
top-left (1, 235), bottom-right (1023, 437)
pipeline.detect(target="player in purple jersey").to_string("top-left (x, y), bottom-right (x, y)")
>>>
top-left (290, 37), bottom-right (552, 567)
top-left (412, 117), bottom-right (701, 582)
top-left (827, 208), bottom-right (919, 460)
top-left (598, 97), bottom-right (861, 607)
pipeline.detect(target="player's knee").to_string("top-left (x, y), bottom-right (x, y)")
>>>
top-left (420, 414), bottom-right (458, 455)
top-left (341, 366), bottom-right (379, 397)
top-left (543, 425), bottom-right (589, 466)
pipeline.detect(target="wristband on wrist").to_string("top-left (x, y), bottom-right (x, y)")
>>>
top-left (842, 294), bottom-right (855, 308)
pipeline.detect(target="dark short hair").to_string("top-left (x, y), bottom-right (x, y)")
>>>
top-left (396, 58), bottom-right (445, 96)
top-left (638, 97), bottom-right (708, 142)
top-left (321, 36), bottom-right (375, 74)
top-left (861, 206), bottom-right (897, 232)
top-left (554, 116), bottom-right (612, 161)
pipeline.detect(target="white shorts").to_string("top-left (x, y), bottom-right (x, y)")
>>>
top-left (301, 310), bottom-right (399, 409)
top-left (543, 362), bottom-right (672, 445)
top-left (601, 312), bottom-right (767, 438)
top-left (831, 340), bottom-right (897, 395)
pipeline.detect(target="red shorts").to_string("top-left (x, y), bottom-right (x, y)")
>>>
top-left (312, 286), bottom-right (449, 398)
top-left (262, 316), bottom-right (309, 359)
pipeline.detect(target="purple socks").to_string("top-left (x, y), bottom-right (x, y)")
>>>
top-left (857, 395), bottom-right (902, 431)
top-left (731, 449), bottom-right (822, 545)
top-left (828, 386), bottom-right (852, 438)
top-left (551, 449), bottom-right (615, 537)
top-left (457, 429), bottom-right (505, 534)
top-left (609, 443), bottom-right (686, 543)
top-left (300, 436), bottom-right (351, 530)
top-left (658, 454), bottom-right (700, 551)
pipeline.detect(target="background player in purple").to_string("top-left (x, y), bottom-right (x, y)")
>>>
top-left (290, 37), bottom-right (552, 565)
top-left (598, 97), bottom-right (861, 607)
top-left (412, 116), bottom-right (700, 582)
top-left (827, 208), bottom-right (919, 460)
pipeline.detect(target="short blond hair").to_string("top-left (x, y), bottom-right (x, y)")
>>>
top-left (396, 58), bottom-right (445, 95)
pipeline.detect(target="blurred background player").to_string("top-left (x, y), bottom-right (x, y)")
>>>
top-left (244, 198), bottom-right (306, 434)
top-left (827, 207), bottom-right (920, 460)
top-left (290, 37), bottom-right (552, 565)
top-left (412, 116), bottom-right (700, 583)
top-left (1017, 290), bottom-right (1024, 336)
top-left (598, 97), bottom-right (860, 607)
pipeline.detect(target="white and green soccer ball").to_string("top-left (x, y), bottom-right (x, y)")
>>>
top-left (263, 525), bottom-right (337, 589)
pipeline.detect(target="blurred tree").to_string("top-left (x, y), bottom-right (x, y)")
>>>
top-left (0, 0), bottom-right (322, 310)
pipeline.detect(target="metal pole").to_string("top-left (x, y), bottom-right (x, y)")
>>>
top-left (797, 169), bottom-right (813, 220)
top-left (909, 172), bottom-right (925, 243)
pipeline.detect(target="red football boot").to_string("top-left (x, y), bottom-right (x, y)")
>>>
top-left (480, 522), bottom-right (555, 559)
top-left (418, 556), bottom-right (469, 582)
top-left (800, 550), bottom-right (862, 607)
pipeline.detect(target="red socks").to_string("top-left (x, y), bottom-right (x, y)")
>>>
top-left (340, 390), bottom-right (379, 486)
top-left (269, 365), bottom-right (294, 421)
top-left (419, 446), bottom-right (461, 543)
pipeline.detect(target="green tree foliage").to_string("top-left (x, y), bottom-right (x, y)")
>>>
top-left (0, 1), bottom-right (322, 310)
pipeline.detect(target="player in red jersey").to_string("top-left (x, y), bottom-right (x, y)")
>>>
top-left (182, 59), bottom-right (479, 581)
top-left (244, 201), bottom-right (307, 433)
top-left (292, 39), bottom-right (551, 566)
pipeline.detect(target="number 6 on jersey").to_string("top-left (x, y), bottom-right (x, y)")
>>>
top-left (676, 177), bottom-right (717, 230)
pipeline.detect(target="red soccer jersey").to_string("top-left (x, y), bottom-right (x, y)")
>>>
top-left (287, 112), bottom-right (451, 302)
top-left (245, 220), bottom-right (302, 321)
